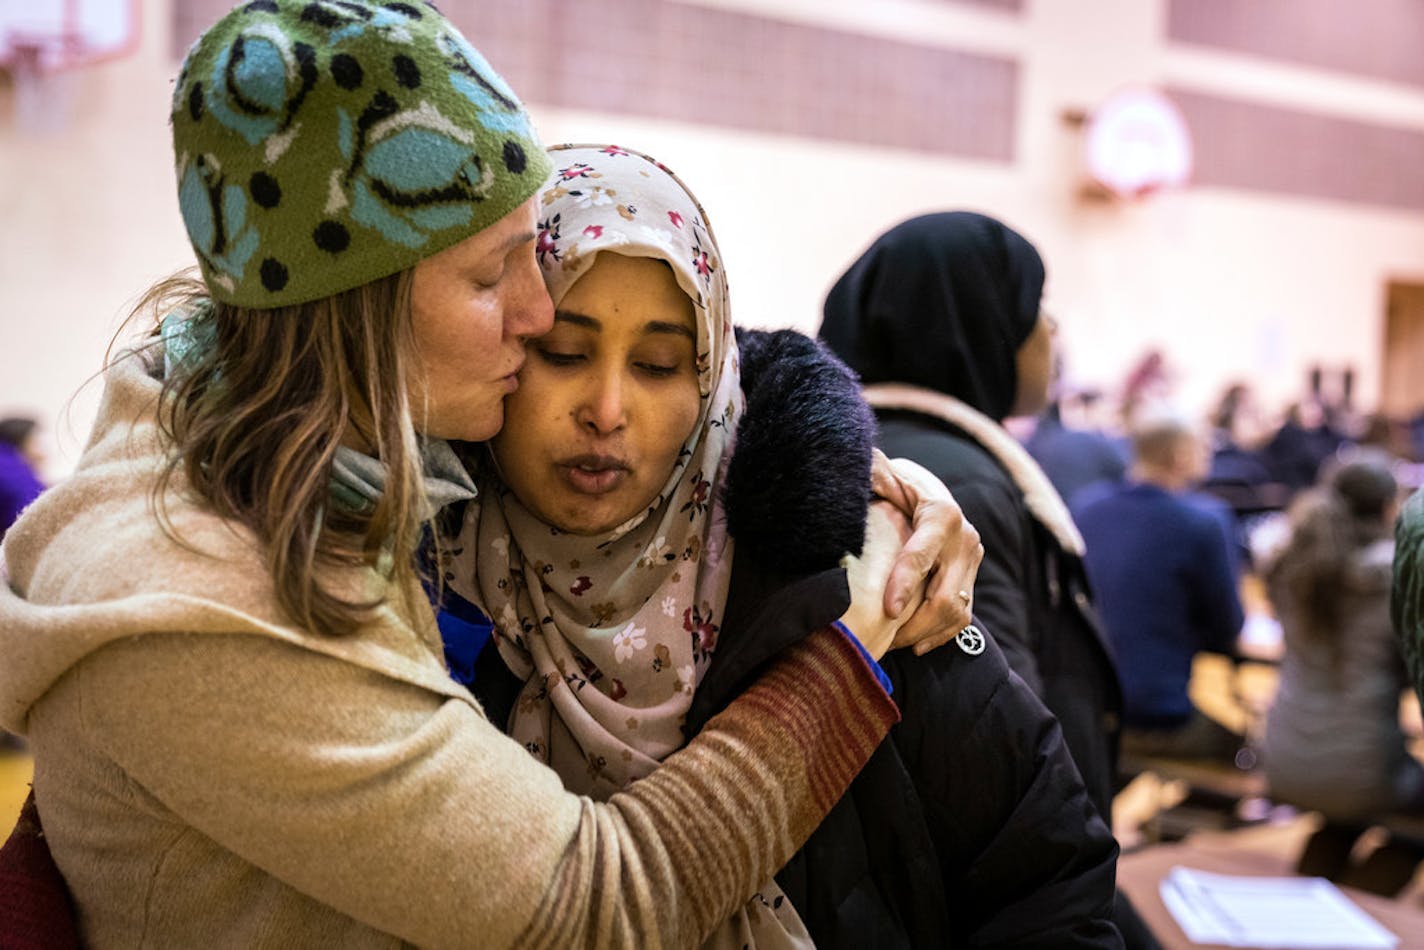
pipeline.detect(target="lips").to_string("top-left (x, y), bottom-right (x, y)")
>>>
top-left (500, 356), bottom-right (525, 392)
top-left (557, 453), bottom-right (630, 495)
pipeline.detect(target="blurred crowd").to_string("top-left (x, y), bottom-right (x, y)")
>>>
top-left (1020, 352), bottom-right (1424, 898)
top-left (1030, 354), bottom-right (1424, 529)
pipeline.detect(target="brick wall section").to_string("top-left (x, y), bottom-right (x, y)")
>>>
top-left (938, 0), bottom-right (1023, 10)
top-left (1169, 86), bottom-right (1424, 211)
top-left (1167, 0), bottom-right (1424, 90)
top-left (170, 0), bottom-right (1018, 161)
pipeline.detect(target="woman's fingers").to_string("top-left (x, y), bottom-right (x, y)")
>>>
top-left (895, 536), bottom-right (985, 654)
top-left (868, 452), bottom-right (983, 653)
top-left (839, 502), bottom-right (917, 659)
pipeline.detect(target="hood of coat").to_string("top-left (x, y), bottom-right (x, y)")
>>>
top-left (681, 328), bottom-right (876, 736)
top-left (819, 211), bottom-right (1045, 423)
top-left (862, 383), bottom-right (1085, 557)
top-left (725, 327), bottom-right (876, 574)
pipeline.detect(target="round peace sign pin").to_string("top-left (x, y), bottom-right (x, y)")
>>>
top-left (956, 624), bottom-right (985, 656)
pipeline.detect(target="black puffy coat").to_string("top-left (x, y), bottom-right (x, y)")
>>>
top-left (871, 411), bottom-right (1123, 826)
top-left (699, 329), bottom-right (1121, 948)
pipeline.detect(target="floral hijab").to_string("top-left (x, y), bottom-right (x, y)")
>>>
top-left (448, 146), bottom-right (810, 947)
top-left (449, 145), bottom-right (742, 797)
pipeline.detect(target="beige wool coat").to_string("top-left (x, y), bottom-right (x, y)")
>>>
top-left (0, 350), bottom-right (897, 948)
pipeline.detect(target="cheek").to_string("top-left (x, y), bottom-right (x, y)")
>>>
top-left (495, 370), bottom-right (564, 464)
top-left (409, 293), bottom-right (461, 383)
top-left (654, 383), bottom-right (703, 468)
top-left (505, 362), bottom-right (560, 424)
top-left (408, 269), bottom-right (445, 344)
top-left (1019, 334), bottom-right (1051, 387)
top-left (1036, 336), bottom-right (1059, 376)
top-left (489, 401), bottom-right (541, 483)
top-left (412, 283), bottom-right (501, 372)
top-left (501, 376), bottom-right (536, 420)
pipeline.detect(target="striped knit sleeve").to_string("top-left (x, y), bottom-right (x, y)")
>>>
top-left (520, 625), bottom-right (898, 948)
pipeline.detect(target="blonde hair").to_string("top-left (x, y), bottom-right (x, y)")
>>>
top-left (119, 269), bottom-right (429, 637)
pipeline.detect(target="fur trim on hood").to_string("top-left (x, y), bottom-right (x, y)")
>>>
top-left (862, 383), bottom-right (1084, 556)
top-left (725, 328), bottom-right (876, 574)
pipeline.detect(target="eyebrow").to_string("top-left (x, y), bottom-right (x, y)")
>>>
top-left (554, 310), bottom-right (696, 341)
top-left (501, 230), bottom-right (537, 255)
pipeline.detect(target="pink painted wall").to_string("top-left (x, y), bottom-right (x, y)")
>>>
top-left (5, 0), bottom-right (1424, 477)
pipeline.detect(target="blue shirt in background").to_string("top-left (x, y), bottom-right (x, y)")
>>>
top-left (1072, 482), bottom-right (1244, 728)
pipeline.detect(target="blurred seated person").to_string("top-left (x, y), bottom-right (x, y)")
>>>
top-left (1266, 456), bottom-right (1424, 895)
top-left (1356, 412), bottom-right (1415, 463)
top-left (1203, 383), bottom-right (1279, 507)
top-left (1262, 397), bottom-right (1345, 498)
top-left (1110, 350), bottom-right (1175, 467)
top-left (0, 416), bottom-right (45, 541)
top-left (1074, 410), bottom-right (1245, 765)
top-left (1025, 383), bottom-right (1127, 508)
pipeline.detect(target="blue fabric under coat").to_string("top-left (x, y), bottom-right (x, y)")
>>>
top-left (0, 443), bottom-right (44, 540)
top-left (436, 591), bottom-right (494, 689)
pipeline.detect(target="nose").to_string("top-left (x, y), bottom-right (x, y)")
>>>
top-left (504, 252), bottom-right (554, 341)
top-left (576, 366), bottom-right (627, 436)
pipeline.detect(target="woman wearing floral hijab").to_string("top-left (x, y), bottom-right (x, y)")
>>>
top-left (449, 151), bottom-right (1121, 947)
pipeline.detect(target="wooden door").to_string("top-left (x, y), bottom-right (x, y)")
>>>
top-left (1382, 282), bottom-right (1424, 417)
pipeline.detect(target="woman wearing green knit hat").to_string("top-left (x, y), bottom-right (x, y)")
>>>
top-left (0, 1), bottom-right (983, 945)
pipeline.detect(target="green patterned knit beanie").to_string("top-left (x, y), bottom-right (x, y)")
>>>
top-left (171, 0), bottom-right (550, 307)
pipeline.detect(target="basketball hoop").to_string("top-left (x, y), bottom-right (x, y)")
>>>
top-left (1081, 87), bottom-right (1194, 201)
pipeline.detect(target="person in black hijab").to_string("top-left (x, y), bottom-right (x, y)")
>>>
top-left (821, 211), bottom-right (1155, 949)
top-left (821, 211), bottom-right (1045, 419)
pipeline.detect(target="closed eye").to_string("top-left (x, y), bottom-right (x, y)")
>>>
top-left (536, 348), bottom-right (585, 366)
top-left (472, 267), bottom-right (504, 290)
